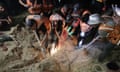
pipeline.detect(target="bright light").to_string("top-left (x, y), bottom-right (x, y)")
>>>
top-left (50, 43), bottom-right (60, 56)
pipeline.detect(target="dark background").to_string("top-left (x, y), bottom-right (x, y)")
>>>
top-left (0, 0), bottom-right (120, 16)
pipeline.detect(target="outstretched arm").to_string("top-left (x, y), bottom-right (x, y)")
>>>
top-left (19, 0), bottom-right (29, 7)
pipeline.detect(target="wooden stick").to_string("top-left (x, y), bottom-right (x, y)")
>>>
top-left (84, 36), bottom-right (100, 49)
top-left (79, 36), bottom-right (100, 49)
top-left (55, 29), bottom-right (61, 40)
top-left (33, 30), bottom-right (46, 57)
top-left (39, 33), bottom-right (47, 46)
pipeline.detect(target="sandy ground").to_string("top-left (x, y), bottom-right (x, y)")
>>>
top-left (0, 26), bottom-right (120, 72)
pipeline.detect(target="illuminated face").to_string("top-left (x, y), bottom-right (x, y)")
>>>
top-left (80, 21), bottom-right (92, 32)
top-left (0, 5), bottom-right (4, 13)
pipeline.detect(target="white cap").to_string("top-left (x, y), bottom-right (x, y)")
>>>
top-left (49, 13), bottom-right (63, 21)
top-left (87, 13), bottom-right (102, 25)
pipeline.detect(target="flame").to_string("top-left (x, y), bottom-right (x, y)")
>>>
top-left (50, 43), bottom-right (59, 56)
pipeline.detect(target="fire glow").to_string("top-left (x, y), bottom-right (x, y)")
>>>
top-left (50, 43), bottom-right (60, 56)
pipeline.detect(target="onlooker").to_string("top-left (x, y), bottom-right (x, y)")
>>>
top-left (78, 13), bottom-right (101, 47)
top-left (59, 5), bottom-right (69, 19)
top-left (0, 3), bottom-right (12, 30)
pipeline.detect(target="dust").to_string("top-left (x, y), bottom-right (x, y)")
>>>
top-left (0, 25), bottom-right (119, 72)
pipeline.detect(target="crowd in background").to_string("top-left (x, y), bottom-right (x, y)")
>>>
top-left (0, 0), bottom-right (120, 46)
top-left (0, 0), bottom-right (120, 15)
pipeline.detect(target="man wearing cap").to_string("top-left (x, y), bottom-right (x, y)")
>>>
top-left (78, 13), bottom-right (102, 48)
top-left (78, 13), bottom-right (116, 62)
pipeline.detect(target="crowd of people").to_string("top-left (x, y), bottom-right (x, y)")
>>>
top-left (0, 0), bottom-right (120, 71)
top-left (21, 1), bottom-right (120, 71)
top-left (18, 0), bottom-right (120, 47)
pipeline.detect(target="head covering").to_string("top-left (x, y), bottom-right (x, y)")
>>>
top-left (49, 13), bottom-right (63, 21)
top-left (87, 13), bottom-right (102, 25)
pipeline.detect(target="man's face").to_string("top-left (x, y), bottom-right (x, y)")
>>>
top-left (51, 20), bottom-right (63, 27)
top-left (80, 21), bottom-right (93, 32)
top-left (0, 5), bottom-right (4, 13)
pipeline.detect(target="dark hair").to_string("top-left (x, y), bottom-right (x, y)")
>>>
top-left (81, 13), bottom-right (90, 23)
